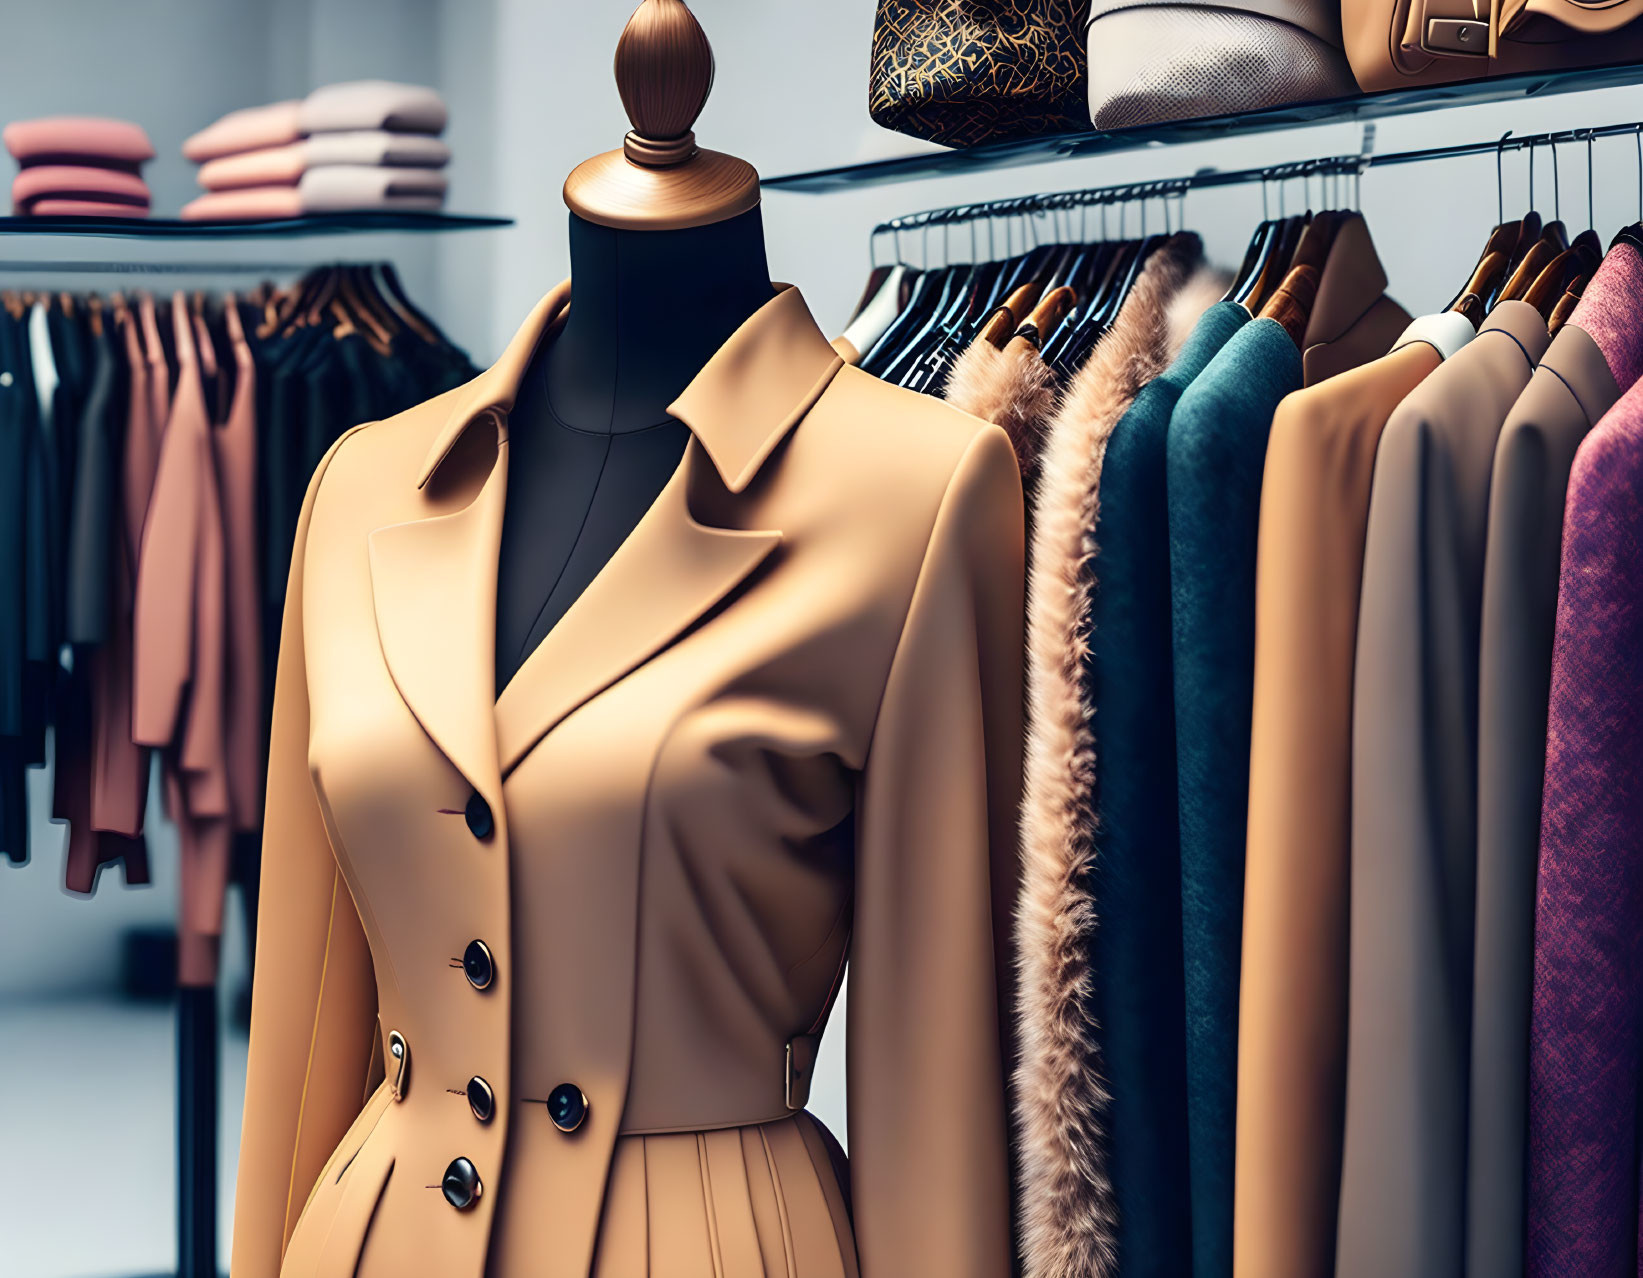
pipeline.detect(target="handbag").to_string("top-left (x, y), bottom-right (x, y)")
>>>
top-left (1085, 0), bottom-right (1359, 129)
top-left (1342, 0), bottom-right (1643, 91)
top-left (869, 0), bottom-right (1091, 147)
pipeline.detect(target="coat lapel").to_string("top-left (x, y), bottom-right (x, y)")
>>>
top-left (368, 446), bottom-right (507, 810)
top-left (494, 446), bottom-right (780, 776)
top-left (367, 281), bottom-right (841, 789)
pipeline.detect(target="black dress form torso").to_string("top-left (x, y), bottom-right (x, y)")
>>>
top-left (494, 207), bottom-right (773, 692)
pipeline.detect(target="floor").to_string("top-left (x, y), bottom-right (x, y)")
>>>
top-left (0, 996), bottom-right (248, 1278)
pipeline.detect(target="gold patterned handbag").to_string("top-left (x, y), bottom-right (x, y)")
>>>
top-left (869, 0), bottom-right (1091, 147)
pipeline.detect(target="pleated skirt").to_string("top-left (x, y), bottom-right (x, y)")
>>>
top-left (584, 1114), bottom-right (859, 1278)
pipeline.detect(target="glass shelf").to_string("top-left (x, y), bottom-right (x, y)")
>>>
top-left (0, 211), bottom-right (513, 238)
top-left (762, 60), bottom-right (1643, 192)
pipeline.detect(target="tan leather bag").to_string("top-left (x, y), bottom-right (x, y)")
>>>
top-left (1343, 0), bottom-right (1643, 90)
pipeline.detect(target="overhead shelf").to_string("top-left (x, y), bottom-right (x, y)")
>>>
top-left (762, 59), bottom-right (1643, 192)
top-left (0, 211), bottom-right (513, 239)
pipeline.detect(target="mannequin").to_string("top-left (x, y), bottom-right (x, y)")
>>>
top-left (493, 205), bottom-right (773, 691)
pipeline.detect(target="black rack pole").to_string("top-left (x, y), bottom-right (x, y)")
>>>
top-left (176, 985), bottom-right (220, 1278)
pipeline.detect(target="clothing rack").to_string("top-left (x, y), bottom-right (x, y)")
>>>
top-left (2, 257), bottom-right (395, 1278)
top-left (873, 118), bottom-right (1643, 245)
top-left (0, 259), bottom-right (314, 275)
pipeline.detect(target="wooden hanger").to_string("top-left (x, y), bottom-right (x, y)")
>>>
top-left (1244, 214), bottom-right (1308, 314)
top-left (562, 0), bottom-right (759, 232)
top-left (1017, 285), bottom-right (1077, 349)
top-left (1288, 209), bottom-right (1342, 275)
top-left (1548, 272), bottom-right (1590, 336)
top-left (1498, 222), bottom-right (1570, 304)
top-left (1261, 263), bottom-right (1320, 346)
top-left (1524, 240), bottom-right (1599, 319)
top-left (1449, 222), bottom-right (1520, 318)
top-left (1257, 207), bottom-right (1342, 344)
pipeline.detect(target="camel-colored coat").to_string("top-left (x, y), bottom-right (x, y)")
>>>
top-left (230, 284), bottom-right (1025, 1278)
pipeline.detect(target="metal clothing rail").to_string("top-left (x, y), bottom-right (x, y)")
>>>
top-left (0, 258), bottom-right (318, 274)
top-left (874, 119), bottom-right (1643, 241)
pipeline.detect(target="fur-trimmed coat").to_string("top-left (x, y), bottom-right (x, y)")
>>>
top-left (1013, 236), bottom-right (1224, 1278)
top-left (945, 330), bottom-right (1059, 480)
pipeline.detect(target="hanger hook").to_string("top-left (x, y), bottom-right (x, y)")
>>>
top-left (1496, 130), bottom-right (1512, 226)
top-left (1550, 132), bottom-right (1561, 221)
top-left (1587, 129), bottom-right (1595, 234)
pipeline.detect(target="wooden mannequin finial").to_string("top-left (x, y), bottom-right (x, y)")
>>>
top-left (564, 0), bottom-right (761, 232)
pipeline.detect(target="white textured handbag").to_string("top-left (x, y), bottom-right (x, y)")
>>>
top-left (1086, 0), bottom-right (1359, 128)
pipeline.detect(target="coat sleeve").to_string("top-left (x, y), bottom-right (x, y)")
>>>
top-left (848, 423), bottom-right (1025, 1277)
top-left (231, 428), bottom-right (378, 1278)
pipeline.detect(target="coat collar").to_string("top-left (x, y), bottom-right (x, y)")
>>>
top-left (417, 282), bottom-right (844, 495)
top-left (374, 282), bottom-right (840, 804)
top-left (1303, 213), bottom-right (1391, 350)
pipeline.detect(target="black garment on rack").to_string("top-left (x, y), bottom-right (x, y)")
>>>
top-left (16, 308), bottom-right (53, 769)
top-left (0, 309), bottom-right (29, 863)
top-left (64, 325), bottom-right (117, 646)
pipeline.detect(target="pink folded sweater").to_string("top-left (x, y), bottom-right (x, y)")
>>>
top-left (182, 167), bottom-right (446, 220)
top-left (12, 164), bottom-right (150, 215)
top-left (29, 198), bottom-right (148, 219)
top-left (4, 116), bottom-right (155, 167)
top-left (183, 101), bottom-right (302, 164)
top-left (196, 131), bottom-right (451, 191)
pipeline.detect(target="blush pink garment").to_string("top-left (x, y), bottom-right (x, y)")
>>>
top-left (181, 188), bottom-right (301, 220)
top-left (90, 298), bottom-right (163, 840)
top-left (132, 296), bottom-right (233, 987)
top-left (29, 198), bottom-right (149, 218)
top-left (196, 130), bottom-right (451, 191)
top-left (182, 100), bottom-right (302, 163)
top-left (182, 168), bottom-right (445, 220)
top-left (12, 164), bottom-right (150, 213)
top-left (217, 303), bottom-right (263, 828)
top-left (3, 116), bottom-right (155, 165)
top-left (197, 144), bottom-right (304, 192)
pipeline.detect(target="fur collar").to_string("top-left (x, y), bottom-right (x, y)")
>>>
top-left (1013, 237), bottom-right (1217, 1278)
top-left (945, 332), bottom-right (1059, 476)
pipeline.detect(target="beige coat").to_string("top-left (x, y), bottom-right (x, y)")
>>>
top-left (1338, 300), bottom-right (1550, 1278)
top-left (230, 284), bottom-right (1025, 1278)
top-left (1235, 311), bottom-right (1473, 1278)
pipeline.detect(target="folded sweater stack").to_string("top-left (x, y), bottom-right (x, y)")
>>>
top-left (4, 117), bottom-right (155, 218)
top-left (182, 81), bottom-right (450, 222)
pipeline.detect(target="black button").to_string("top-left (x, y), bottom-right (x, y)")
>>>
top-left (441, 1157), bottom-right (482, 1210)
top-left (464, 792), bottom-right (493, 840)
top-left (463, 940), bottom-right (495, 991)
top-left (466, 1075), bottom-right (495, 1124)
top-left (546, 1082), bottom-right (588, 1133)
